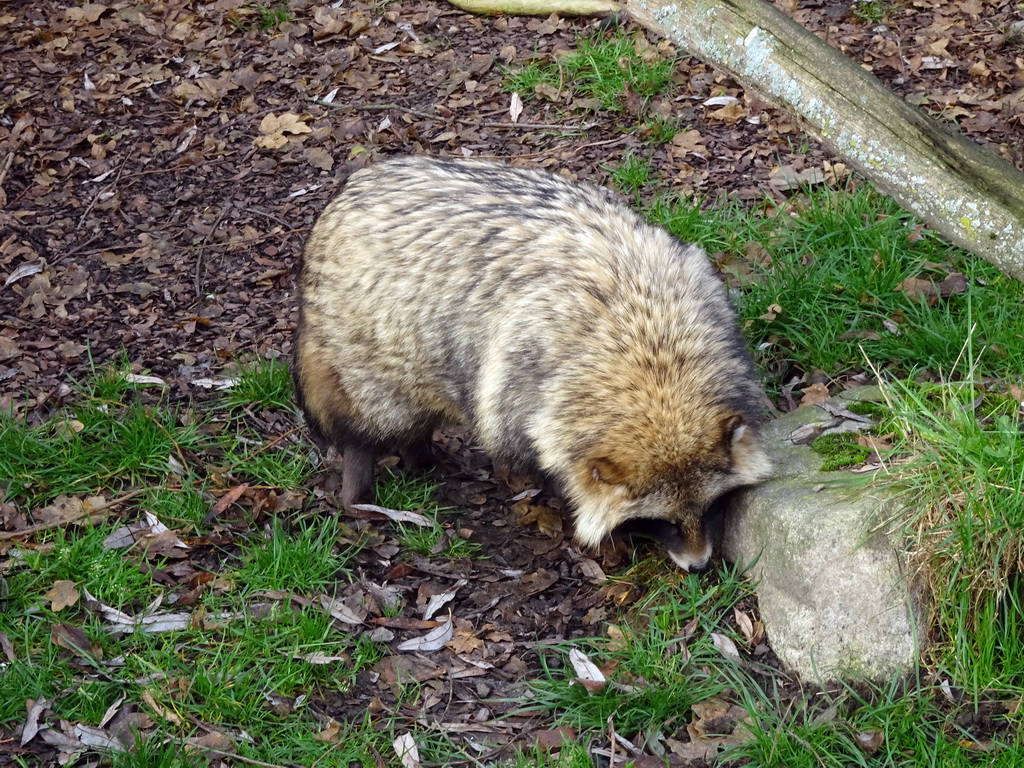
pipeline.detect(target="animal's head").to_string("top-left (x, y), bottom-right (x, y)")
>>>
top-left (568, 415), bottom-right (771, 571)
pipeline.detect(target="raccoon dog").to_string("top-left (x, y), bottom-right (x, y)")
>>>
top-left (293, 156), bottom-right (771, 571)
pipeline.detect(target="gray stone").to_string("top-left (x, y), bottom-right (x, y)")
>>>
top-left (724, 388), bottom-right (925, 683)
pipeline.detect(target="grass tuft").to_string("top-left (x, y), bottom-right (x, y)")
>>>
top-left (502, 30), bottom-right (676, 113)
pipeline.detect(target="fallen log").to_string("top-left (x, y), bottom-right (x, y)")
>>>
top-left (446, 0), bottom-right (621, 16)
top-left (622, 0), bottom-right (1024, 282)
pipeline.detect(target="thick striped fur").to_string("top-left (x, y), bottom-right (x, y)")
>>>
top-left (293, 156), bottom-right (772, 571)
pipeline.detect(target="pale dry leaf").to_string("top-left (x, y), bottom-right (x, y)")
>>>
top-left (73, 723), bottom-right (126, 752)
top-left (189, 377), bottom-right (239, 390)
top-left (84, 588), bottom-right (192, 633)
top-left (395, 618), bottom-right (453, 652)
top-left (393, 732), bottom-right (422, 768)
top-left (703, 95), bottom-right (740, 107)
top-left (710, 632), bottom-right (740, 659)
top-left (4, 261), bottom-right (43, 287)
top-left (733, 607), bottom-right (755, 645)
top-left (318, 595), bottom-right (365, 625)
top-left (350, 503), bottom-right (434, 527)
top-left (123, 373), bottom-right (167, 386)
top-left (37, 725), bottom-right (85, 753)
top-left (21, 697), bottom-right (50, 746)
top-left (568, 648), bottom-right (606, 684)
top-left (174, 125), bottom-right (197, 155)
top-left (509, 92), bottom-right (524, 123)
top-left (422, 579), bottom-right (467, 621)
top-left (102, 519), bottom-right (151, 550)
top-left (293, 651), bottom-right (351, 664)
top-left (98, 695), bottom-right (126, 728)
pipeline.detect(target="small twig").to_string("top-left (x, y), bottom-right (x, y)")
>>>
top-left (76, 149), bottom-right (133, 231)
top-left (316, 100), bottom-right (583, 131)
top-left (193, 208), bottom-right (229, 298)
top-left (244, 206), bottom-right (294, 229)
top-left (0, 151), bottom-right (14, 190)
top-left (0, 489), bottom-right (147, 541)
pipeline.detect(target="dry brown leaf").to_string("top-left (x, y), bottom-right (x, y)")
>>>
top-left (708, 101), bottom-right (745, 123)
top-left (733, 607), bottom-right (756, 646)
top-left (856, 729), bottom-right (884, 753)
top-left (669, 129), bottom-right (707, 159)
top-left (141, 690), bottom-right (182, 725)
top-left (304, 147), bottom-right (334, 171)
top-left (45, 580), bottom-right (79, 612)
top-left (710, 632), bottom-right (740, 659)
top-left (535, 726), bottom-right (577, 752)
top-left (799, 382), bottom-right (831, 407)
top-left (314, 720), bottom-right (342, 743)
top-left (208, 483), bottom-right (249, 517)
top-left (186, 731), bottom-right (234, 753)
top-left (50, 623), bottom-right (101, 661)
top-left (837, 329), bottom-right (882, 341)
top-left (521, 568), bottom-right (559, 595)
top-left (448, 630), bottom-right (484, 655)
top-left (514, 501), bottom-right (563, 537)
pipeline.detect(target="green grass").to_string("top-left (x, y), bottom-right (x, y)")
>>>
top-left (647, 183), bottom-right (1024, 383)
top-left (642, 114), bottom-right (684, 143)
top-left (525, 568), bottom-right (748, 737)
top-left (881, 367), bottom-right (1024, 692)
top-left (228, 2), bottom-right (293, 32)
top-left (376, 470), bottom-right (482, 559)
top-left (0, 378), bottom-right (205, 505)
top-left (5, 173), bottom-right (1024, 765)
top-left (234, 516), bottom-right (359, 593)
top-left (502, 30), bottom-right (677, 114)
top-left (225, 356), bottom-right (294, 412)
top-left (811, 432), bottom-right (872, 471)
top-left (256, 3), bottom-right (292, 29)
top-left (851, 0), bottom-right (894, 23)
top-left (607, 152), bottom-right (656, 198)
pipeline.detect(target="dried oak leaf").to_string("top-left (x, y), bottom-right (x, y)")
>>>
top-left (254, 112), bottom-right (312, 149)
top-left (46, 580), bottom-right (80, 612)
top-left (51, 623), bottom-right (102, 661)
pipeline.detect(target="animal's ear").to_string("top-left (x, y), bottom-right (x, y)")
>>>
top-left (723, 416), bottom-right (772, 485)
top-left (589, 456), bottom-right (629, 486)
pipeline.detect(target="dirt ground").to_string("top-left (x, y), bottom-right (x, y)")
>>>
top-left (2, 0), bottom-right (1023, 763)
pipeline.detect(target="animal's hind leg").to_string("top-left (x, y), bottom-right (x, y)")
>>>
top-left (340, 445), bottom-right (376, 512)
top-left (399, 434), bottom-right (436, 473)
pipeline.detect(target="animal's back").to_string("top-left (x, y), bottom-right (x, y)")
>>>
top-left (294, 156), bottom-right (770, 570)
